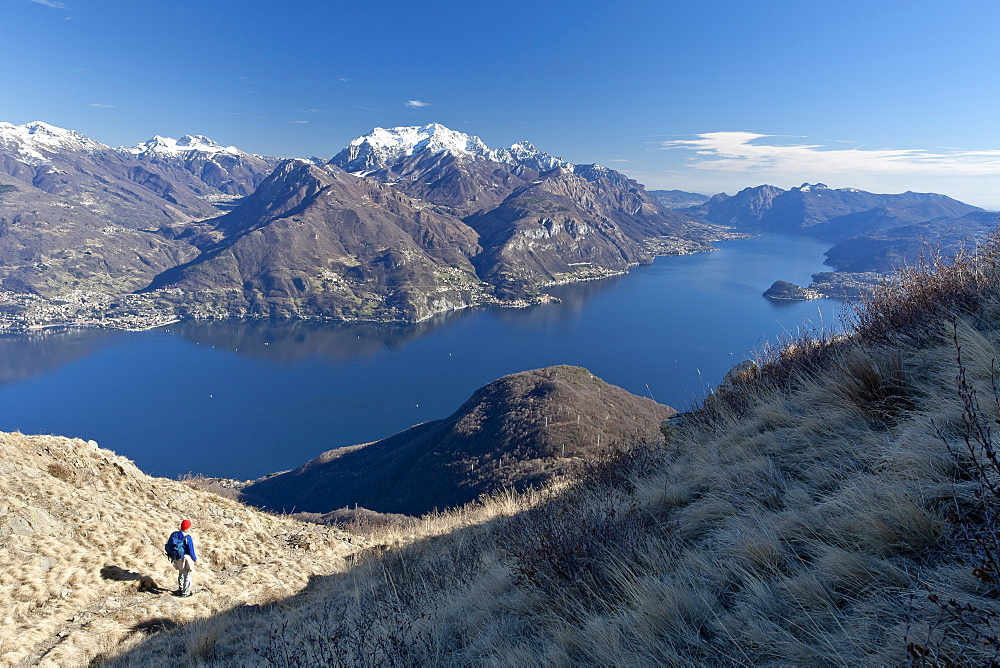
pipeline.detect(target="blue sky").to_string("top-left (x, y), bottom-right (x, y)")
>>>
top-left (4, 0), bottom-right (1000, 206)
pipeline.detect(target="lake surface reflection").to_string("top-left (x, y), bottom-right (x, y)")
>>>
top-left (0, 235), bottom-right (845, 479)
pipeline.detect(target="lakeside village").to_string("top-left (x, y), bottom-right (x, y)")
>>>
top-left (0, 289), bottom-right (182, 333)
top-left (0, 285), bottom-right (568, 333)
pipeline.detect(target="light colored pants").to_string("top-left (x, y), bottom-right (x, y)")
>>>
top-left (173, 555), bottom-right (195, 595)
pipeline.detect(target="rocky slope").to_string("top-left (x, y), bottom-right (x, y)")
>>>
top-left (242, 365), bottom-right (675, 516)
top-left (330, 124), bottom-right (706, 242)
top-left (466, 169), bottom-right (656, 296)
top-left (0, 182), bottom-right (199, 295)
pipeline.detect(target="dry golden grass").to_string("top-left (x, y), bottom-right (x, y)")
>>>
top-left (0, 433), bottom-right (368, 666)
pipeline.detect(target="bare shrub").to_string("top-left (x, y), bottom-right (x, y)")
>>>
top-left (851, 237), bottom-right (1000, 344)
top-left (695, 328), bottom-right (842, 427)
top-left (47, 461), bottom-right (75, 483)
top-left (185, 617), bottom-right (227, 660)
top-left (570, 439), bottom-right (667, 493)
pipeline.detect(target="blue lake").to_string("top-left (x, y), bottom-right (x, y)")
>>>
top-left (0, 235), bottom-right (845, 480)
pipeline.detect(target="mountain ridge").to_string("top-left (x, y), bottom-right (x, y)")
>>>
top-left (0, 119), bottom-right (733, 324)
top-left (0, 119), bottom-right (987, 325)
top-left (691, 182), bottom-right (996, 296)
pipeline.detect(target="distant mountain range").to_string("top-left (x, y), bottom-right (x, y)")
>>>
top-left (0, 121), bottom-right (993, 323)
top-left (690, 182), bottom-right (995, 274)
top-left (241, 365), bottom-right (675, 516)
top-left (648, 189), bottom-right (711, 209)
top-left (0, 121), bottom-right (728, 322)
top-left (0, 121), bottom-right (276, 297)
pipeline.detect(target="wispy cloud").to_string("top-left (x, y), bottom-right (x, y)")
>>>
top-left (30, 0), bottom-right (68, 8)
top-left (663, 132), bottom-right (1000, 178)
top-left (404, 100), bottom-right (431, 108)
top-left (89, 103), bottom-right (114, 108)
top-left (289, 120), bottom-right (309, 124)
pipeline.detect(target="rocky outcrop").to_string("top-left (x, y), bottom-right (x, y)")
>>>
top-left (466, 169), bottom-right (651, 295)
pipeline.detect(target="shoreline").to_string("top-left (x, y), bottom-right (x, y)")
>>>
top-left (0, 232), bottom-right (757, 334)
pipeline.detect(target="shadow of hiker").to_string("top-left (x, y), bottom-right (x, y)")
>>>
top-left (100, 564), bottom-right (164, 593)
top-left (130, 618), bottom-right (179, 636)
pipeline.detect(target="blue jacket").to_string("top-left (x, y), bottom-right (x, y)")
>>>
top-left (169, 530), bottom-right (197, 561)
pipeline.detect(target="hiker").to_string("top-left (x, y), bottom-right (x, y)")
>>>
top-left (165, 519), bottom-right (197, 596)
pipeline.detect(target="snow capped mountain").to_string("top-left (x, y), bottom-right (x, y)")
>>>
top-left (123, 134), bottom-right (244, 158)
top-left (504, 140), bottom-right (573, 172)
top-left (797, 183), bottom-right (830, 192)
top-left (0, 121), bottom-right (108, 152)
top-left (120, 133), bottom-right (278, 197)
top-left (332, 122), bottom-right (572, 174)
top-left (0, 121), bottom-right (108, 166)
top-left (334, 123), bottom-right (502, 173)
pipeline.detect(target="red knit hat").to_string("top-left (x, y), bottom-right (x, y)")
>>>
top-left (180, 519), bottom-right (191, 531)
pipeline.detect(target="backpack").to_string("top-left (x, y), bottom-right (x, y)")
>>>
top-left (165, 531), bottom-right (186, 561)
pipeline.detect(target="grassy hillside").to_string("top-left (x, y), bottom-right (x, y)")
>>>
top-left (0, 433), bottom-right (366, 666)
top-left (10, 232), bottom-right (1000, 665)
